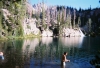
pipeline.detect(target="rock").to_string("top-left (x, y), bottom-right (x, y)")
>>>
top-left (23, 18), bottom-right (40, 35)
top-left (62, 28), bottom-right (85, 37)
top-left (41, 29), bottom-right (53, 37)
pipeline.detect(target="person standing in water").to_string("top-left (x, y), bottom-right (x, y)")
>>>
top-left (0, 52), bottom-right (4, 60)
top-left (61, 52), bottom-right (70, 68)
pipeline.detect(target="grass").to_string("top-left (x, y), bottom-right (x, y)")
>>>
top-left (0, 34), bottom-right (41, 40)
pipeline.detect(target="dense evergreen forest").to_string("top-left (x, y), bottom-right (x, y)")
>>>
top-left (0, 0), bottom-right (100, 39)
top-left (32, 4), bottom-right (100, 36)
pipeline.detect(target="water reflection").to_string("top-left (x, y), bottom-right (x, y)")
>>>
top-left (22, 37), bottom-right (84, 56)
top-left (22, 38), bottom-right (39, 55)
top-left (41, 37), bottom-right (53, 46)
top-left (0, 37), bottom-right (100, 68)
top-left (22, 37), bottom-right (85, 68)
top-left (59, 37), bottom-right (84, 48)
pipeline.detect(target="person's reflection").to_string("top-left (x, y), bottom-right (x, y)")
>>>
top-left (61, 52), bottom-right (70, 68)
top-left (0, 52), bottom-right (4, 60)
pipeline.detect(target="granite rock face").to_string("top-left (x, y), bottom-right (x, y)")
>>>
top-left (23, 18), bottom-right (40, 35)
top-left (41, 29), bottom-right (53, 37)
top-left (62, 28), bottom-right (85, 37)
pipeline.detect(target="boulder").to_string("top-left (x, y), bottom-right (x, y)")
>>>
top-left (23, 18), bottom-right (40, 35)
top-left (42, 29), bottom-right (53, 37)
top-left (62, 28), bottom-right (85, 37)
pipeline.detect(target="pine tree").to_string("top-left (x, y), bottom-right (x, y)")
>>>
top-left (88, 18), bottom-right (92, 33)
top-left (73, 9), bottom-right (76, 29)
top-left (42, 0), bottom-right (46, 30)
top-left (46, 8), bottom-right (50, 29)
top-left (57, 7), bottom-right (61, 25)
top-left (66, 9), bottom-right (71, 29)
top-left (61, 6), bottom-right (65, 25)
top-left (78, 17), bottom-right (81, 28)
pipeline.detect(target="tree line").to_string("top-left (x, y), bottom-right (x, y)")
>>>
top-left (0, 0), bottom-right (27, 38)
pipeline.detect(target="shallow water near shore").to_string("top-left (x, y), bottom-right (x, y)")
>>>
top-left (0, 37), bottom-right (100, 68)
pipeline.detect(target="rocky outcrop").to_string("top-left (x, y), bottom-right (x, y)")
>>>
top-left (1, 8), bottom-right (40, 36)
top-left (62, 28), bottom-right (85, 37)
top-left (41, 29), bottom-right (53, 37)
top-left (23, 18), bottom-right (40, 35)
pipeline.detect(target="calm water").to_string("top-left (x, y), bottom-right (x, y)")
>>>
top-left (0, 37), bottom-right (100, 68)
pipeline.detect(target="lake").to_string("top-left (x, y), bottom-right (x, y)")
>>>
top-left (0, 37), bottom-right (100, 68)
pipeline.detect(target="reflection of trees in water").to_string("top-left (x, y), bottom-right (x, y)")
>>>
top-left (0, 37), bottom-right (100, 68)
top-left (59, 37), bottom-right (84, 48)
top-left (41, 37), bottom-right (53, 46)
top-left (21, 37), bottom-right (84, 65)
top-left (22, 38), bottom-right (39, 55)
top-left (32, 37), bottom-right (80, 64)
top-left (0, 37), bottom-right (85, 67)
top-left (0, 40), bottom-right (24, 68)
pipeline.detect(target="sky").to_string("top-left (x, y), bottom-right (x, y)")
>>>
top-left (28, 0), bottom-right (100, 10)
